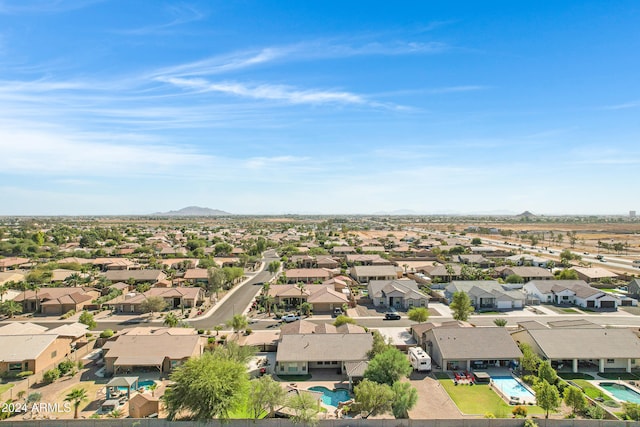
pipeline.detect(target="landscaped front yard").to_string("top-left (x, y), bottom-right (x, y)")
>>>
top-left (438, 379), bottom-right (548, 418)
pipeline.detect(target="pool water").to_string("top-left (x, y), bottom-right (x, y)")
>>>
top-left (599, 382), bottom-right (640, 404)
top-left (117, 380), bottom-right (156, 393)
top-left (307, 386), bottom-right (351, 407)
top-left (491, 376), bottom-right (535, 400)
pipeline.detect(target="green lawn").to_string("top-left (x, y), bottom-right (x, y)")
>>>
top-left (559, 373), bottom-right (595, 380)
top-left (0, 383), bottom-right (14, 394)
top-left (561, 308), bottom-right (579, 313)
top-left (439, 379), bottom-right (547, 417)
top-left (569, 379), bottom-right (605, 400)
top-left (598, 372), bottom-right (639, 380)
top-left (276, 374), bottom-right (312, 381)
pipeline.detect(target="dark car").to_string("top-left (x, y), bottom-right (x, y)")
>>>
top-left (332, 307), bottom-right (343, 317)
top-left (384, 311), bottom-right (401, 320)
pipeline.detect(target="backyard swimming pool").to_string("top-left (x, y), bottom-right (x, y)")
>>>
top-left (117, 380), bottom-right (156, 393)
top-left (599, 382), bottom-right (640, 404)
top-left (307, 386), bottom-right (351, 407)
top-left (491, 376), bottom-right (536, 402)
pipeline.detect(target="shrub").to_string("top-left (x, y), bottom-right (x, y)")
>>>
top-left (17, 371), bottom-right (33, 378)
top-left (42, 368), bottom-right (60, 383)
top-left (245, 328), bottom-right (252, 335)
top-left (58, 359), bottom-right (75, 375)
top-left (484, 412), bottom-right (496, 418)
top-left (587, 405), bottom-right (605, 419)
top-left (208, 337), bottom-right (216, 344)
top-left (60, 309), bottom-right (76, 319)
top-left (99, 329), bottom-right (114, 339)
top-left (197, 329), bottom-right (204, 335)
top-left (523, 420), bottom-right (539, 427)
top-left (522, 375), bottom-right (539, 386)
top-left (512, 405), bottom-right (528, 418)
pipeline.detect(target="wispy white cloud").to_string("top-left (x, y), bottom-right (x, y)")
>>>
top-left (113, 4), bottom-right (205, 35)
top-left (157, 77), bottom-right (368, 105)
top-left (0, 0), bottom-right (104, 14)
top-left (602, 100), bottom-right (640, 110)
top-left (245, 155), bottom-right (310, 169)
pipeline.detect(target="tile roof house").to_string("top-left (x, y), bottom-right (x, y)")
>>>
top-left (350, 265), bottom-right (401, 284)
top-left (113, 287), bottom-right (205, 313)
top-left (505, 254), bottom-right (551, 268)
top-left (0, 257), bottom-right (30, 271)
top-left (0, 323), bottom-right (83, 376)
top-left (368, 279), bottom-right (429, 309)
top-left (102, 327), bottom-right (204, 375)
top-left (283, 268), bottom-right (335, 284)
top-left (104, 270), bottom-right (166, 284)
top-left (345, 254), bottom-right (391, 266)
top-left (523, 280), bottom-right (632, 309)
top-left (499, 266), bottom-right (554, 282)
top-left (446, 281), bottom-right (526, 311)
top-left (14, 287), bottom-right (100, 315)
top-left (423, 325), bottom-right (522, 372)
top-left (275, 333), bottom-right (373, 378)
top-left (512, 326), bottom-right (640, 373)
top-left (268, 284), bottom-right (348, 313)
top-left (280, 319), bottom-right (367, 336)
top-left (572, 266), bottom-right (619, 283)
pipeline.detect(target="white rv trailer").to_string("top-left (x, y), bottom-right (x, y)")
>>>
top-left (408, 346), bottom-right (431, 372)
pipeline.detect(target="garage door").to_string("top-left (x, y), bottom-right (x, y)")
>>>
top-left (621, 300), bottom-right (632, 306)
top-left (600, 301), bottom-right (615, 308)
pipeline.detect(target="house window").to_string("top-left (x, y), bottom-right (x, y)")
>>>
top-left (8, 363), bottom-right (22, 372)
top-left (51, 351), bottom-right (57, 358)
top-left (288, 365), bottom-right (297, 373)
top-left (317, 361), bottom-right (324, 366)
top-left (302, 365), bottom-right (307, 371)
top-left (562, 295), bottom-right (569, 300)
top-left (607, 359), bottom-right (615, 364)
top-left (632, 359), bottom-right (636, 364)
top-left (331, 361), bottom-right (338, 365)
top-left (279, 365), bottom-right (284, 372)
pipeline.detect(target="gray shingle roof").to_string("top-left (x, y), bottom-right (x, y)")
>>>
top-left (523, 328), bottom-right (640, 359)
top-left (276, 334), bottom-right (372, 362)
top-left (429, 327), bottom-right (522, 360)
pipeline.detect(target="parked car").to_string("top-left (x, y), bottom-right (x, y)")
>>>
top-left (281, 314), bottom-right (301, 323)
top-left (384, 310), bottom-right (401, 320)
top-left (332, 307), bottom-right (343, 317)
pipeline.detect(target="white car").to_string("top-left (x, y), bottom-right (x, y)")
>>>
top-left (281, 314), bottom-right (300, 323)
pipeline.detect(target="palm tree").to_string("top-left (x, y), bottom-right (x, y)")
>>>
top-left (29, 283), bottom-right (41, 313)
top-left (163, 312), bottom-right (179, 328)
top-left (226, 314), bottom-right (248, 338)
top-left (0, 285), bottom-right (7, 302)
top-left (1, 300), bottom-right (23, 318)
top-left (295, 282), bottom-right (306, 311)
top-left (148, 383), bottom-right (158, 397)
top-left (64, 387), bottom-right (88, 419)
top-left (264, 295), bottom-right (275, 316)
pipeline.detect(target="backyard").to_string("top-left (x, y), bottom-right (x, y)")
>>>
top-left (438, 379), bottom-right (548, 418)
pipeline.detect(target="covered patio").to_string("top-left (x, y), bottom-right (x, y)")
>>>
top-left (106, 376), bottom-right (139, 400)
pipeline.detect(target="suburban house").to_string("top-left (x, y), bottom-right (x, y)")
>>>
top-left (572, 267), bottom-right (619, 283)
top-left (102, 327), bottom-right (204, 375)
top-left (113, 287), bottom-right (206, 313)
top-left (446, 281), bottom-right (526, 311)
top-left (358, 246), bottom-right (386, 253)
top-left (368, 279), bottom-right (430, 309)
top-left (0, 257), bottom-right (30, 271)
top-left (505, 254), bottom-right (551, 268)
top-left (0, 271), bottom-right (25, 286)
top-left (331, 246), bottom-right (357, 255)
top-left (457, 254), bottom-right (494, 268)
top-left (183, 268), bottom-right (210, 285)
top-left (499, 266), bottom-right (554, 282)
top-left (93, 257), bottom-right (140, 271)
top-left (275, 333), bottom-right (372, 377)
top-left (512, 325), bottom-right (640, 373)
top-left (628, 278), bottom-right (640, 299)
top-left (350, 265), bottom-right (400, 284)
top-left (283, 268), bottom-right (335, 284)
top-left (14, 287), bottom-right (100, 315)
top-left (523, 280), bottom-right (632, 309)
top-left (268, 284), bottom-right (348, 313)
top-left (0, 323), bottom-right (76, 376)
top-left (410, 320), bottom-right (470, 348)
top-left (345, 254), bottom-right (391, 266)
top-left (104, 270), bottom-right (166, 284)
top-left (280, 319), bottom-right (367, 335)
top-left (422, 325), bottom-right (522, 371)
top-left (424, 264), bottom-right (463, 282)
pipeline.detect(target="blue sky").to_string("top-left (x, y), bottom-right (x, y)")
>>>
top-left (1, 1), bottom-right (639, 215)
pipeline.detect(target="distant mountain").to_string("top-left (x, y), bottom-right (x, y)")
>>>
top-left (516, 210), bottom-right (536, 217)
top-left (152, 206), bottom-right (232, 216)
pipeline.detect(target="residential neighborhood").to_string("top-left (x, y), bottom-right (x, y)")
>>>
top-left (0, 215), bottom-right (640, 423)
